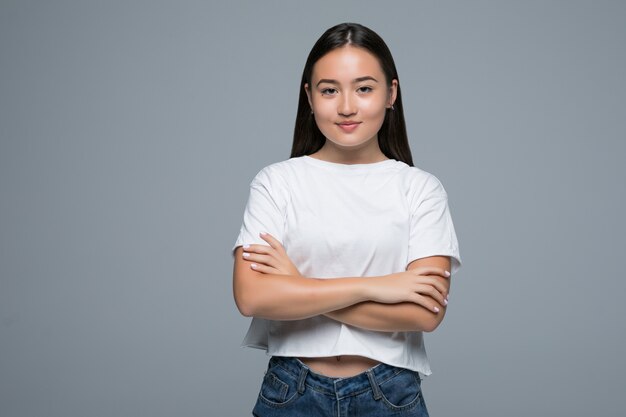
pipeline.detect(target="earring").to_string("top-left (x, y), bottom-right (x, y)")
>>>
top-left (390, 104), bottom-right (395, 111)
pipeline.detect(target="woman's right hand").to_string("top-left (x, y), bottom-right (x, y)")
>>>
top-left (365, 266), bottom-right (450, 312)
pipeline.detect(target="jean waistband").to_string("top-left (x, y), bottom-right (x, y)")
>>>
top-left (268, 356), bottom-right (415, 399)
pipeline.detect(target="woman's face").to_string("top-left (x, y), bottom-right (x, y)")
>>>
top-left (305, 46), bottom-right (397, 152)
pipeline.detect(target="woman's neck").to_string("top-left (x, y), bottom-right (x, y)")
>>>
top-left (309, 140), bottom-right (388, 165)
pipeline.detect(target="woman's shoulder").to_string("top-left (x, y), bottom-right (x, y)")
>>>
top-left (252, 156), bottom-right (304, 178)
top-left (248, 157), bottom-right (308, 190)
top-left (397, 164), bottom-right (450, 202)
top-left (397, 162), bottom-right (442, 185)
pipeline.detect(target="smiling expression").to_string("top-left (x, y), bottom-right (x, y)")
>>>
top-left (305, 46), bottom-right (397, 153)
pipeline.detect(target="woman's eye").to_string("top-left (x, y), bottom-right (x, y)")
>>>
top-left (320, 88), bottom-right (338, 96)
top-left (357, 86), bottom-right (373, 93)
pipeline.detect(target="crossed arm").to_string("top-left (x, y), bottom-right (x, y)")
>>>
top-left (232, 233), bottom-right (451, 333)
top-left (323, 255), bottom-right (451, 332)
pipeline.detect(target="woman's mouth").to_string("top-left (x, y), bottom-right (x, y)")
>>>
top-left (337, 122), bottom-right (361, 132)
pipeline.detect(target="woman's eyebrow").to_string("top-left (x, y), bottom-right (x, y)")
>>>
top-left (316, 76), bottom-right (379, 87)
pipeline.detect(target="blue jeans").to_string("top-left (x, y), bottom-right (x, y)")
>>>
top-left (252, 356), bottom-right (429, 417)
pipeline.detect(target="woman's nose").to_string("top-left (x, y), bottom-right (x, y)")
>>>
top-left (338, 93), bottom-right (357, 117)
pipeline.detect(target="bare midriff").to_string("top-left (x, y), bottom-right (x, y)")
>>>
top-left (299, 355), bottom-right (381, 378)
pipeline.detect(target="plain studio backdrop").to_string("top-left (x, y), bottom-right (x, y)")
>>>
top-left (1, 1), bottom-right (625, 416)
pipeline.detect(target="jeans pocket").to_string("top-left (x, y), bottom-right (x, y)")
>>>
top-left (257, 364), bottom-right (301, 408)
top-left (377, 369), bottom-right (425, 412)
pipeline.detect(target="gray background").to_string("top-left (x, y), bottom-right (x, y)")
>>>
top-left (1, 1), bottom-right (625, 416)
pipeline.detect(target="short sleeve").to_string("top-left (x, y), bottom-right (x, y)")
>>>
top-left (231, 166), bottom-right (288, 256)
top-left (407, 174), bottom-right (462, 275)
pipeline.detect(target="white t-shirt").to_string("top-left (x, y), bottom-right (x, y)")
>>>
top-left (232, 155), bottom-right (461, 375)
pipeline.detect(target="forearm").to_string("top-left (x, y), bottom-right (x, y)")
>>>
top-left (324, 255), bottom-right (451, 333)
top-left (233, 246), bottom-right (450, 323)
top-left (234, 271), bottom-right (370, 321)
top-left (324, 299), bottom-right (446, 332)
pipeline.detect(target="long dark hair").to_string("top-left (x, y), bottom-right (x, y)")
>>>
top-left (290, 22), bottom-right (414, 166)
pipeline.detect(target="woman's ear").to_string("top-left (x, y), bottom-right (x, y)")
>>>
top-left (388, 79), bottom-right (398, 109)
top-left (304, 83), bottom-right (313, 109)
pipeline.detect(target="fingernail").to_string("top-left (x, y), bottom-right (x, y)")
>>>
top-left (243, 244), bottom-right (250, 249)
top-left (259, 232), bottom-right (267, 236)
top-left (433, 307), bottom-right (440, 313)
top-left (243, 252), bottom-right (250, 258)
top-left (250, 263), bottom-right (257, 269)
top-left (443, 299), bottom-right (448, 306)
top-left (444, 270), bottom-right (450, 277)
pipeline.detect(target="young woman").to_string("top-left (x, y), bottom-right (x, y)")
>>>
top-left (232, 22), bottom-right (461, 417)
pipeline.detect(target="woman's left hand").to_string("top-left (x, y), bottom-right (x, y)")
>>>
top-left (241, 232), bottom-right (302, 277)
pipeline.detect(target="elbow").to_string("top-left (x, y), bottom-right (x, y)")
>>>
top-left (235, 300), bottom-right (254, 318)
top-left (233, 277), bottom-right (257, 317)
top-left (233, 272), bottom-right (262, 317)
top-left (233, 248), bottom-right (261, 318)
top-left (239, 308), bottom-right (255, 318)
top-left (421, 319), bottom-right (440, 333)
top-left (234, 290), bottom-right (258, 318)
top-left (418, 310), bottom-right (445, 333)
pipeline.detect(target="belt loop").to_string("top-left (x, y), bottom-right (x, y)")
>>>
top-left (297, 364), bottom-right (308, 394)
top-left (366, 370), bottom-right (382, 400)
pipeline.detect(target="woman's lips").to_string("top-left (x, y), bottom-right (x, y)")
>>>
top-left (337, 122), bottom-right (361, 132)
